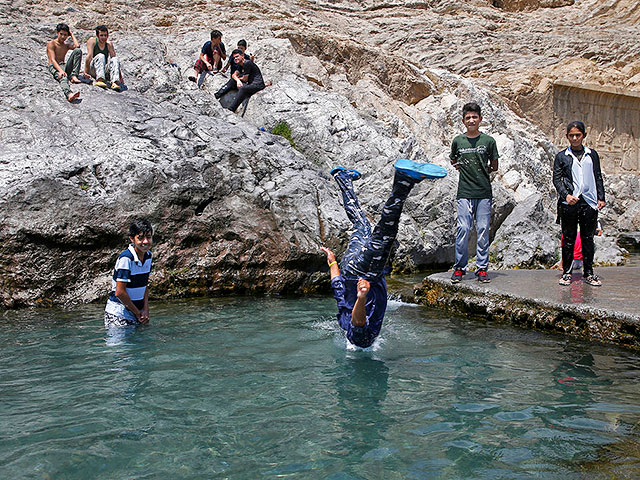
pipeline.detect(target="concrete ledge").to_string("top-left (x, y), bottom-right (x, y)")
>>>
top-left (414, 268), bottom-right (640, 350)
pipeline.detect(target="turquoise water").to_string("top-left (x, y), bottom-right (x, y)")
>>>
top-left (1, 296), bottom-right (640, 479)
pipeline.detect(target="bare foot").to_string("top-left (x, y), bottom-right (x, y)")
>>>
top-left (70, 76), bottom-right (82, 84)
top-left (265, 80), bottom-right (273, 87)
top-left (67, 91), bottom-right (80, 102)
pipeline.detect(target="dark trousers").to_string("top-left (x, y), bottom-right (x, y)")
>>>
top-left (216, 79), bottom-right (265, 112)
top-left (559, 199), bottom-right (598, 276)
top-left (336, 171), bottom-right (415, 280)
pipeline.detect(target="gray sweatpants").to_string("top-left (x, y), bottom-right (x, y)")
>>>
top-left (454, 198), bottom-right (492, 271)
top-left (90, 53), bottom-right (121, 83)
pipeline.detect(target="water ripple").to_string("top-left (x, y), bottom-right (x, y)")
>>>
top-left (1, 297), bottom-right (640, 478)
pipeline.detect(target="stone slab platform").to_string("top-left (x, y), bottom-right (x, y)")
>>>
top-left (414, 267), bottom-right (640, 350)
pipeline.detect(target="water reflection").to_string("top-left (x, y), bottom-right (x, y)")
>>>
top-left (559, 275), bottom-right (596, 304)
top-left (105, 325), bottom-right (137, 346)
top-left (331, 356), bottom-right (390, 460)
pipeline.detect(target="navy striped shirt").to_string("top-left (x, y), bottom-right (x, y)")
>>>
top-left (109, 245), bottom-right (152, 309)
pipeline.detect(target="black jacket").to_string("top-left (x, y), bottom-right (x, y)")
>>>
top-left (552, 146), bottom-right (605, 222)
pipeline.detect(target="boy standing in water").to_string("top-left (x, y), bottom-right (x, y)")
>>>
top-left (449, 102), bottom-right (499, 284)
top-left (321, 159), bottom-right (446, 348)
top-left (46, 23), bottom-right (82, 102)
top-left (104, 218), bottom-right (153, 328)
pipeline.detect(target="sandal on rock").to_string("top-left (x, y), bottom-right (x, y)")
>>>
top-left (584, 274), bottom-right (602, 287)
top-left (559, 273), bottom-right (572, 286)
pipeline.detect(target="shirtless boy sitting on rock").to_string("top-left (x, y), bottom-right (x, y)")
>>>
top-left (46, 23), bottom-right (82, 102)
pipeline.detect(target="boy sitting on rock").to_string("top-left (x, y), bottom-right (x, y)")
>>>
top-left (84, 25), bottom-right (123, 91)
top-left (321, 159), bottom-right (446, 348)
top-left (214, 49), bottom-right (266, 112)
top-left (221, 39), bottom-right (253, 75)
top-left (188, 29), bottom-right (226, 86)
top-left (46, 23), bottom-right (82, 102)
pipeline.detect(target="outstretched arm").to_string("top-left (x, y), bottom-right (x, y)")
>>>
top-left (321, 246), bottom-right (340, 279)
top-left (351, 278), bottom-right (370, 327)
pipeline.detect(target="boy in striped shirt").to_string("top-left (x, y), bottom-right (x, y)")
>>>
top-left (104, 218), bottom-right (153, 327)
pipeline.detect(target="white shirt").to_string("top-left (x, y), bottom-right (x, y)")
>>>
top-left (566, 146), bottom-right (598, 210)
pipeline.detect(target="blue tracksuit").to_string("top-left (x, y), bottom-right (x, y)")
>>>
top-left (331, 170), bottom-right (416, 347)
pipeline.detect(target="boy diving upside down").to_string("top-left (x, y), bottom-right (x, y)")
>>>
top-left (321, 159), bottom-right (446, 348)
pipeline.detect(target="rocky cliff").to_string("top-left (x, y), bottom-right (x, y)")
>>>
top-left (0, 0), bottom-right (637, 307)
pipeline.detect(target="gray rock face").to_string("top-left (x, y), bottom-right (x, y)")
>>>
top-left (1, 34), bottom-right (344, 307)
top-left (594, 236), bottom-right (628, 267)
top-left (605, 174), bottom-right (640, 233)
top-left (0, 13), bottom-right (632, 308)
top-left (490, 194), bottom-right (557, 269)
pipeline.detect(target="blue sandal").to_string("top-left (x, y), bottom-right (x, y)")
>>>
top-left (394, 158), bottom-right (447, 180)
top-left (330, 166), bottom-right (362, 180)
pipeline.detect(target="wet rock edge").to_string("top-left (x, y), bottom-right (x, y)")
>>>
top-left (414, 275), bottom-right (640, 350)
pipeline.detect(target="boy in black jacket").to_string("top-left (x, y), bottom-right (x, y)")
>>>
top-left (552, 121), bottom-right (606, 287)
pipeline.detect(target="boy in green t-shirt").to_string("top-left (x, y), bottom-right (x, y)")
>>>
top-left (449, 102), bottom-right (499, 283)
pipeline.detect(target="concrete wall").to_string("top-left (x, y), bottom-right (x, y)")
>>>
top-left (553, 82), bottom-right (640, 174)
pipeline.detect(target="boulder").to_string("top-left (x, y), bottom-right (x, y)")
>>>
top-left (490, 193), bottom-right (558, 269)
top-left (594, 236), bottom-right (628, 267)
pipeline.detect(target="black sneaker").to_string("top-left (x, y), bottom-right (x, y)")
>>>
top-left (476, 269), bottom-right (490, 283)
top-left (559, 273), bottom-right (572, 286)
top-left (451, 269), bottom-right (464, 283)
top-left (584, 274), bottom-right (602, 286)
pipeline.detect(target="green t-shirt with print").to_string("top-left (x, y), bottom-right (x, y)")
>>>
top-left (450, 133), bottom-right (499, 199)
